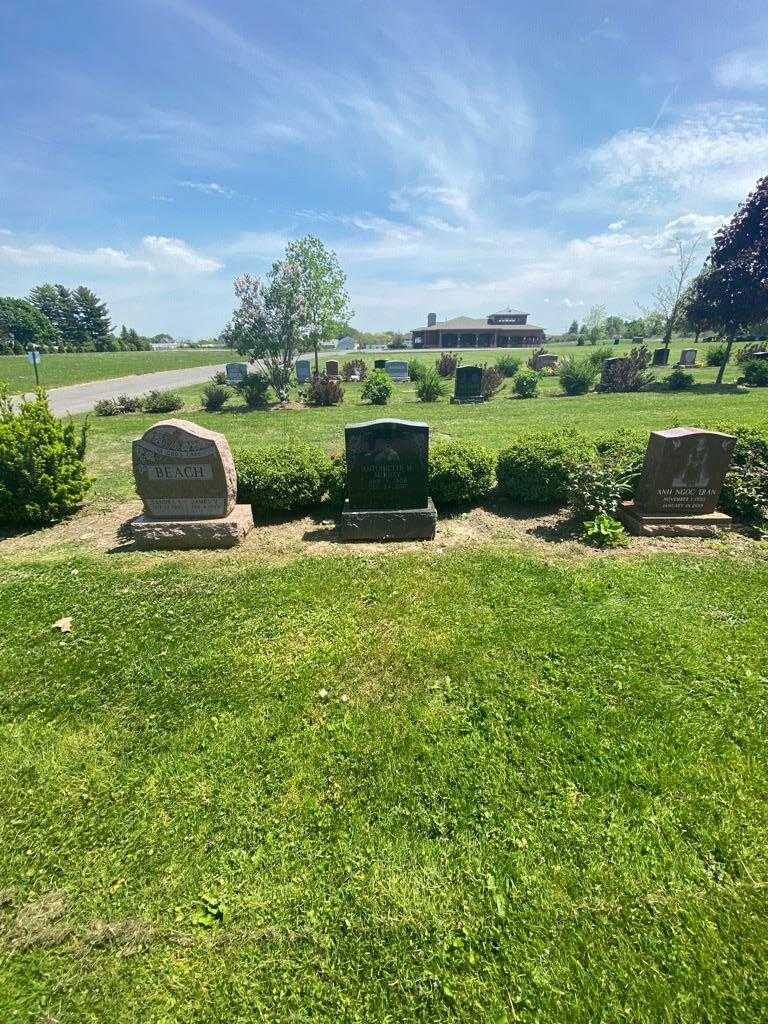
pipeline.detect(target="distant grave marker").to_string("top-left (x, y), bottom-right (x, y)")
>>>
top-left (451, 365), bottom-right (485, 404)
top-left (226, 362), bottom-right (248, 384)
top-left (384, 360), bottom-right (409, 382)
top-left (295, 359), bottom-right (311, 384)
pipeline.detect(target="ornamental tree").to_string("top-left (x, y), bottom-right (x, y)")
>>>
top-left (283, 236), bottom-right (352, 374)
top-left (225, 263), bottom-right (307, 401)
top-left (687, 176), bottom-right (768, 384)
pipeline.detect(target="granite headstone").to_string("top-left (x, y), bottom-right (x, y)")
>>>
top-left (619, 427), bottom-right (736, 536)
top-left (340, 418), bottom-right (436, 540)
top-left (384, 360), bottom-right (409, 382)
top-left (599, 356), bottom-right (629, 390)
top-left (652, 348), bottom-right (670, 366)
top-left (451, 365), bottom-right (484, 403)
top-left (326, 359), bottom-right (340, 377)
top-left (130, 419), bottom-right (253, 548)
top-left (374, 358), bottom-right (387, 369)
top-left (226, 362), bottom-right (248, 384)
top-left (531, 352), bottom-right (558, 371)
top-left (295, 359), bottom-right (311, 384)
top-left (677, 348), bottom-right (697, 367)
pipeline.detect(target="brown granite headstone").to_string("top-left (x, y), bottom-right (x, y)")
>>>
top-left (130, 419), bottom-right (252, 549)
top-left (619, 427), bottom-right (736, 536)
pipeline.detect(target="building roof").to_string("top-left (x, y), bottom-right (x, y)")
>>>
top-left (489, 307), bottom-right (527, 317)
top-left (413, 315), bottom-right (543, 333)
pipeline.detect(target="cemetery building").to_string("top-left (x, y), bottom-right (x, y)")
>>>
top-left (411, 308), bottom-right (545, 348)
top-left (336, 335), bottom-right (358, 351)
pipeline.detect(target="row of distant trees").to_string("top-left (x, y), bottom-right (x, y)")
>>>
top-left (0, 284), bottom-right (162, 355)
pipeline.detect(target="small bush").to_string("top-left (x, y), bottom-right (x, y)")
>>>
top-left (706, 344), bottom-right (729, 367)
top-left (237, 374), bottom-right (271, 409)
top-left (586, 346), bottom-right (614, 370)
top-left (666, 369), bottom-right (695, 391)
top-left (436, 352), bottom-right (460, 378)
top-left (720, 426), bottom-right (768, 526)
top-left (305, 374), bottom-right (345, 407)
top-left (0, 389), bottom-right (91, 527)
top-left (496, 353), bottom-right (521, 378)
top-left (416, 367), bottom-right (447, 403)
top-left (598, 345), bottom-right (655, 393)
top-left (117, 394), bottom-right (144, 413)
top-left (429, 440), bottom-right (496, 507)
top-left (736, 342), bottom-right (766, 365)
top-left (513, 368), bottom-right (540, 399)
top-left (744, 358), bottom-right (768, 387)
top-left (569, 457), bottom-right (636, 521)
top-left (211, 370), bottom-right (228, 385)
top-left (497, 432), bottom-right (592, 506)
top-left (94, 398), bottom-right (122, 417)
top-left (201, 383), bottom-right (232, 411)
top-left (234, 443), bottom-right (333, 515)
top-left (409, 358), bottom-right (429, 383)
top-left (361, 369), bottom-right (394, 405)
top-left (559, 356), bottom-right (598, 396)
top-left (342, 359), bottom-right (368, 381)
top-left (582, 513), bottom-right (630, 548)
top-left (481, 365), bottom-right (505, 399)
top-left (143, 389), bottom-right (184, 414)
top-left (327, 453), bottom-right (347, 509)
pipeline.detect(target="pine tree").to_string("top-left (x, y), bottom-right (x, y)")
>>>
top-left (72, 286), bottom-right (112, 349)
top-left (567, 320), bottom-right (578, 334)
top-left (29, 283), bottom-right (80, 347)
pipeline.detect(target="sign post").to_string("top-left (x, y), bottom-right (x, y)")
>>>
top-left (27, 347), bottom-right (41, 387)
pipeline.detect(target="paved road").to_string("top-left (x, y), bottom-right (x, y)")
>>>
top-left (17, 363), bottom-right (229, 416)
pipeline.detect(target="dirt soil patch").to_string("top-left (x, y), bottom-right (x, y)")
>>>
top-left (1, 497), bottom-right (764, 564)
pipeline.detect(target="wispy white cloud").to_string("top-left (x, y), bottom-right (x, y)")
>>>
top-left (715, 49), bottom-right (768, 90)
top-left (141, 235), bottom-right (222, 272)
top-left (0, 236), bottom-right (222, 275)
top-left (179, 180), bottom-right (235, 198)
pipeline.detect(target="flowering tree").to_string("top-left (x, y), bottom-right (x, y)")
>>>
top-left (224, 263), bottom-right (307, 401)
top-left (284, 236), bottom-right (352, 374)
top-left (688, 176), bottom-right (768, 384)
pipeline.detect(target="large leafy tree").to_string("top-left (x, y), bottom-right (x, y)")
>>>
top-left (225, 264), bottom-right (307, 400)
top-left (0, 297), bottom-right (59, 352)
top-left (72, 286), bottom-right (112, 349)
top-left (283, 236), bottom-right (352, 374)
top-left (688, 176), bottom-right (768, 384)
top-left (29, 284), bottom-right (81, 346)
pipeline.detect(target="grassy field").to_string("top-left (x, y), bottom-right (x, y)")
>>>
top-left (0, 551), bottom-right (766, 1022)
top-left (0, 349), bottom-right (228, 394)
top-left (79, 346), bottom-right (765, 508)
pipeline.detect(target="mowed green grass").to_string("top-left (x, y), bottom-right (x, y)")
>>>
top-left (0, 551), bottom-right (766, 1022)
top-left (81, 346), bottom-right (766, 507)
top-left (0, 349), bottom-right (228, 394)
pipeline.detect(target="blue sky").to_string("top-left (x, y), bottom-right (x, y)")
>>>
top-left (1, 0), bottom-right (767, 337)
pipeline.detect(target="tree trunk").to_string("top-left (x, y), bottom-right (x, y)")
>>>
top-left (715, 336), bottom-right (734, 386)
top-left (663, 321), bottom-right (673, 350)
top-left (314, 340), bottom-right (319, 376)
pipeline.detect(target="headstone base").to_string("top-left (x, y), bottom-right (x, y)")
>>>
top-left (618, 500), bottom-right (731, 537)
top-left (341, 498), bottom-right (437, 541)
top-left (130, 504), bottom-right (254, 550)
top-left (450, 395), bottom-right (487, 404)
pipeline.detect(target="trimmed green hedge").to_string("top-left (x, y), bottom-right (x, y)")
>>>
top-left (234, 443), bottom-right (333, 515)
top-left (497, 431), bottom-right (592, 505)
top-left (429, 440), bottom-right (496, 506)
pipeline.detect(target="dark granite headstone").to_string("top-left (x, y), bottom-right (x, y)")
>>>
top-left (676, 348), bottom-right (697, 367)
top-left (385, 360), bottom-right (409, 381)
top-left (452, 365), bottom-right (484, 403)
top-left (340, 418), bottom-right (436, 540)
top-left (652, 348), bottom-right (670, 366)
top-left (374, 358), bottom-right (387, 369)
top-left (295, 359), bottom-right (311, 383)
top-left (599, 356), bottom-right (629, 390)
top-left (619, 427), bottom-right (736, 536)
top-left (326, 359), bottom-right (340, 377)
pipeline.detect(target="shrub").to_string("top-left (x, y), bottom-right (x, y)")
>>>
top-left (666, 369), bottom-right (695, 391)
top-left (582, 514), bottom-right (630, 548)
top-left (327, 453), bottom-right (347, 509)
top-left (526, 346), bottom-right (547, 370)
top-left (211, 370), bottom-right (228, 385)
top-left (409, 358), bottom-right (429, 383)
top-left (481, 365), bottom-right (505, 398)
top-left (598, 345), bottom-right (654, 393)
top-left (429, 440), bottom-right (496, 507)
top-left (436, 352), bottom-right (460, 378)
top-left (569, 457), bottom-right (636, 521)
top-left (586, 346), bottom-right (614, 369)
top-left (743, 358), bottom-right (768, 387)
top-left (497, 432), bottom-right (592, 505)
top-left (143, 389), bottom-right (184, 414)
top-left (0, 389), bottom-right (90, 527)
top-left (94, 398), bottom-right (122, 417)
top-left (361, 369), bottom-right (394, 405)
top-left (234, 443), bottom-right (333, 515)
top-left (305, 373), bottom-right (345, 407)
top-left (237, 374), bottom-right (271, 409)
top-left (342, 359), bottom-right (368, 381)
top-left (559, 356), bottom-right (598, 396)
top-left (415, 367), bottom-right (447, 402)
top-left (706, 343), bottom-right (729, 366)
top-left (722, 460), bottom-right (768, 529)
top-left (201, 383), bottom-right (232, 411)
top-left (736, 342), bottom-right (766, 365)
top-left (513, 368), bottom-right (540, 398)
top-left (496, 353), bottom-right (521, 377)
top-left (117, 393), bottom-right (144, 413)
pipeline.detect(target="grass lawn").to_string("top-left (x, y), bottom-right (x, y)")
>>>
top-left (0, 349), bottom-right (228, 394)
top-left (0, 550), bottom-right (766, 1021)
top-left (81, 358), bottom-right (766, 508)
